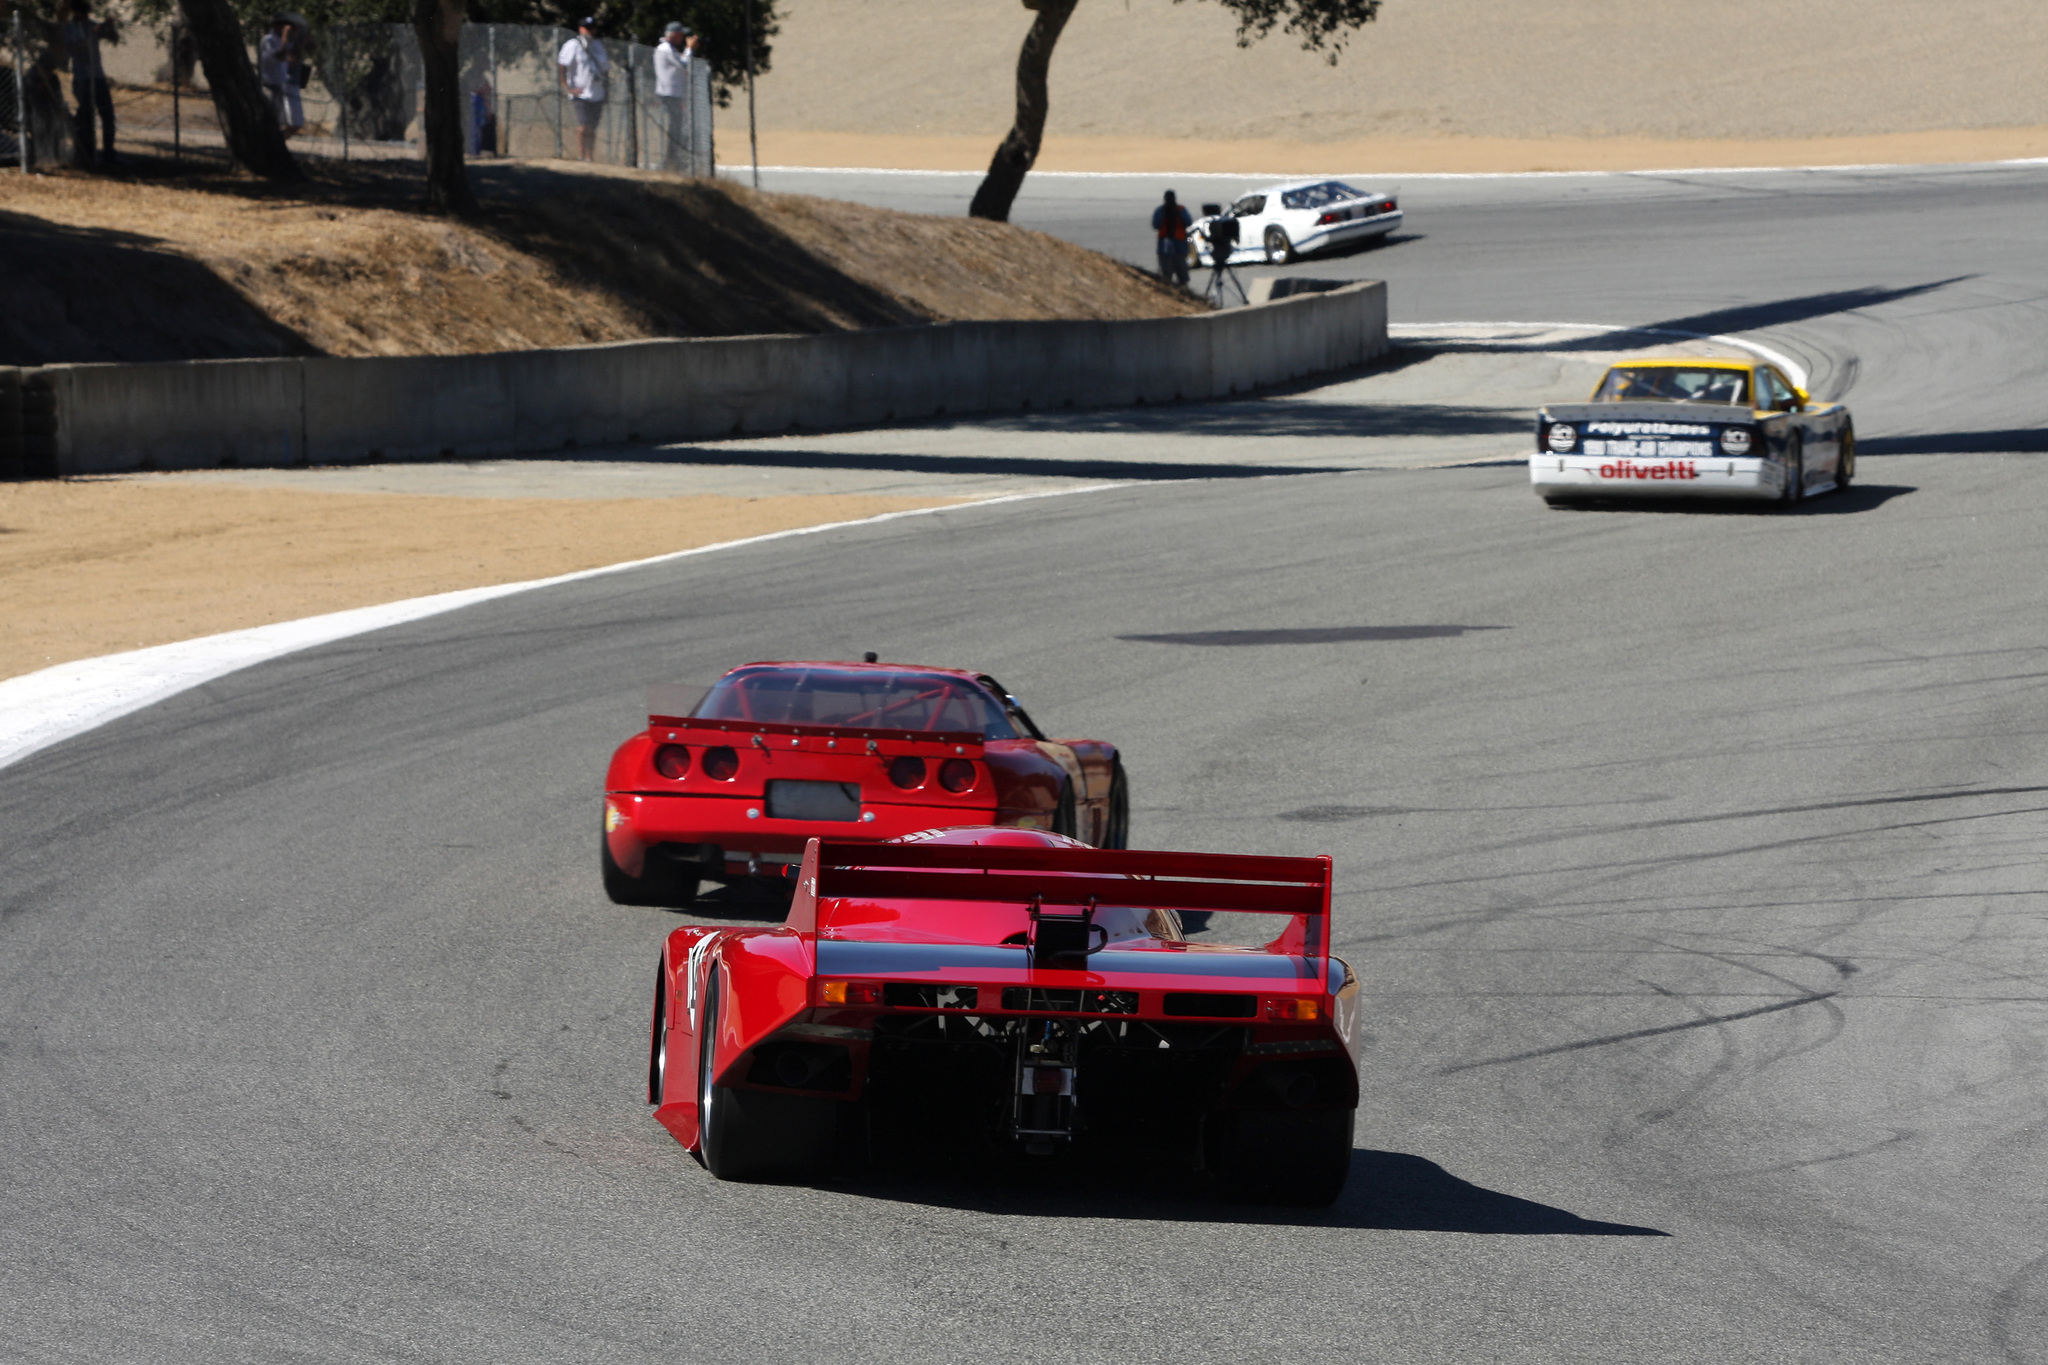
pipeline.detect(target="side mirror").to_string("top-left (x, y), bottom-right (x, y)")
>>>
top-left (1793, 386), bottom-right (1810, 410)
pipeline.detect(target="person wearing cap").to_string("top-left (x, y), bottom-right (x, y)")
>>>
top-left (652, 22), bottom-right (699, 173)
top-left (557, 16), bottom-right (610, 161)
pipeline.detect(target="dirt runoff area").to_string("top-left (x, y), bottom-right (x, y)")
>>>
top-left (0, 477), bottom-right (965, 682)
top-left (756, 0), bottom-right (2048, 166)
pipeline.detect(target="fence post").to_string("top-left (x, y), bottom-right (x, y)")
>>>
top-left (486, 23), bottom-right (496, 157)
top-left (12, 10), bottom-right (27, 173)
top-left (336, 25), bottom-right (347, 159)
top-left (623, 57), bottom-right (636, 168)
top-left (744, 0), bottom-right (757, 187)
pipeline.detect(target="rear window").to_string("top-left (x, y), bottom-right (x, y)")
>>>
top-left (1594, 366), bottom-right (1750, 405)
top-left (1280, 181), bottom-right (1364, 210)
top-left (694, 666), bottom-right (1017, 738)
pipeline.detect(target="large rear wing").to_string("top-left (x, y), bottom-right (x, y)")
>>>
top-left (788, 839), bottom-right (1334, 960)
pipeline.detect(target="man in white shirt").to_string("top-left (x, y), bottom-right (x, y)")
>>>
top-left (556, 16), bottom-right (609, 161)
top-left (258, 17), bottom-right (304, 140)
top-left (652, 22), bottom-right (697, 173)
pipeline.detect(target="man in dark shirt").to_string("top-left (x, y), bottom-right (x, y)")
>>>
top-left (1152, 189), bottom-right (1192, 288)
top-left (60, 0), bottom-right (117, 168)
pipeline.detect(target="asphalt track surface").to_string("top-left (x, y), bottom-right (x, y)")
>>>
top-left (5, 163), bottom-right (2047, 1363)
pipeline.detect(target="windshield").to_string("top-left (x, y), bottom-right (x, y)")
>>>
top-left (694, 667), bottom-right (1018, 737)
top-left (1280, 181), bottom-right (1365, 210)
top-left (1594, 366), bottom-right (1750, 405)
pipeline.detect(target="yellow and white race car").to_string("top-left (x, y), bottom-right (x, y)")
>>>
top-left (1530, 357), bottom-right (1855, 507)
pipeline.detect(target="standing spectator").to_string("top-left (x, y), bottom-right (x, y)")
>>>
top-left (557, 16), bottom-right (610, 162)
top-left (1152, 189), bottom-right (1192, 288)
top-left (59, 0), bottom-right (117, 168)
top-left (652, 22), bottom-right (696, 173)
top-left (258, 17), bottom-right (305, 139)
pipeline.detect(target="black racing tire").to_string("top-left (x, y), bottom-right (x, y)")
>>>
top-left (1051, 780), bottom-right (1079, 841)
top-left (1779, 434), bottom-right (1805, 509)
top-left (697, 970), bottom-right (835, 1181)
top-left (1101, 759), bottom-right (1131, 850)
top-left (1264, 226), bottom-right (1295, 265)
top-left (601, 828), bottom-right (701, 908)
top-left (1837, 423), bottom-right (1856, 489)
top-left (648, 957), bottom-right (669, 1106)
top-left (1210, 1107), bottom-right (1356, 1207)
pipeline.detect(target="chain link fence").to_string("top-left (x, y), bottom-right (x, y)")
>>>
top-left (6, 19), bottom-right (713, 176)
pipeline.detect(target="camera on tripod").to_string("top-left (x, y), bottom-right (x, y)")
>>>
top-left (1197, 204), bottom-right (1247, 306)
top-left (1201, 203), bottom-right (1240, 264)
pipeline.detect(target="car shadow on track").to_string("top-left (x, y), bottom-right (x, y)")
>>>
top-left (1549, 484), bottom-right (1914, 516)
top-left (820, 1148), bottom-right (1667, 1235)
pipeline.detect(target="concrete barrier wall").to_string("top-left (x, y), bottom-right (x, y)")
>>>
top-left (46, 282), bottom-right (1386, 474)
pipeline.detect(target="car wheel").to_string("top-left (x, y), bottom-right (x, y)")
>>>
top-left (1779, 435), bottom-right (1804, 509)
top-left (1051, 780), bottom-right (1079, 840)
top-left (1837, 423), bottom-right (1856, 489)
top-left (697, 969), bottom-right (835, 1181)
top-left (1210, 1106), bottom-right (1355, 1207)
top-left (1101, 760), bottom-right (1130, 850)
top-left (601, 828), bottom-right (701, 908)
top-left (1264, 227), bottom-right (1295, 265)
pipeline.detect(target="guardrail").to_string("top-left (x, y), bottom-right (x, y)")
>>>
top-left (19, 282), bottom-right (1387, 475)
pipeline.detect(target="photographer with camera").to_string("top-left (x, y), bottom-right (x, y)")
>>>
top-left (1152, 189), bottom-right (1192, 288)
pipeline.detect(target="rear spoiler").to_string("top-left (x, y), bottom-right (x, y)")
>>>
top-left (643, 715), bottom-right (985, 751)
top-left (1540, 401), bottom-right (1750, 425)
top-left (788, 839), bottom-right (1334, 959)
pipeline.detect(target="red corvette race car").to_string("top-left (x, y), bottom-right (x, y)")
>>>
top-left (647, 827), bottom-right (1361, 1206)
top-left (603, 660), bottom-right (1130, 905)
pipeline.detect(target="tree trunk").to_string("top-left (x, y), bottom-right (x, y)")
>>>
top-left (174, 0), bottom-right (299, 180)
top-left (968, 0), bottom-right (1078, 222)
top-left (414, 0), bottom-right (477, 215)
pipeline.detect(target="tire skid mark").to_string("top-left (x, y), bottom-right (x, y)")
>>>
top-left (1439, 989), bottom-right (1841, 1074)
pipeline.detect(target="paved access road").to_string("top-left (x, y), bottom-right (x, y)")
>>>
top-left (4, 163), bottom-right (2046, 1363)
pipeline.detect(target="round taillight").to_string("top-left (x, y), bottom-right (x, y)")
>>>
top-left (888, 756), bottom-right (927, 789)
top-left (653, 744), bottom-right (690, 779)
top-left (938, 758), bottom-right (976, 793)
top-left (1545, 423), bottom-right (1577, 453)
top-left (701, 746), bottom-right (739, 781)
top-left (1719, 426), bottom-right (1753, 455)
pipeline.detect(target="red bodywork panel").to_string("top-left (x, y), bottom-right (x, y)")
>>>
top-left (649, 828), bottom-right (1356, 1154)
top-left (605, 662), bottom-right (1121, 878)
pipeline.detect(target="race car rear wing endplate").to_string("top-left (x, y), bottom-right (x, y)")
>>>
top-left (788, 839), bottom-right (1334, 962)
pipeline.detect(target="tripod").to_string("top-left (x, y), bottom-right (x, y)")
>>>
top-left (1204, 256), bottom-right (1248, 308)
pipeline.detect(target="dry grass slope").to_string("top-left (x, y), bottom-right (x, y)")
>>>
top-left (0, 159), bottom-right (1199, 366)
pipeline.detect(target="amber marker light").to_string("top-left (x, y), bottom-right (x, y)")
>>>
top-left (819, 980), bottom-right (884, 1007)
top-left (1266, 997), bottom-right (1324, 1023)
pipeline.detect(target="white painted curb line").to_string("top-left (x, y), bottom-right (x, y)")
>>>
top-left (0, 485), bottom-right (1119, 774)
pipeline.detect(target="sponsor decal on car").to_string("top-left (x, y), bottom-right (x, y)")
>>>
top-left (1585, 439), bottom-right (1713, 458)
top-left (1599, 459), bottom-right (1700, 481)
top-left (1586, 421), bottom-right (1712, 437)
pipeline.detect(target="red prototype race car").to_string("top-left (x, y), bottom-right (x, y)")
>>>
top-left (647, 827), bottom-right (1361, 1205)
top-left (603, 660), bottom-right (1129, 906)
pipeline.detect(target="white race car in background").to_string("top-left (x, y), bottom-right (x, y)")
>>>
top-left (1190, 180), bottom-right (1403, 266)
